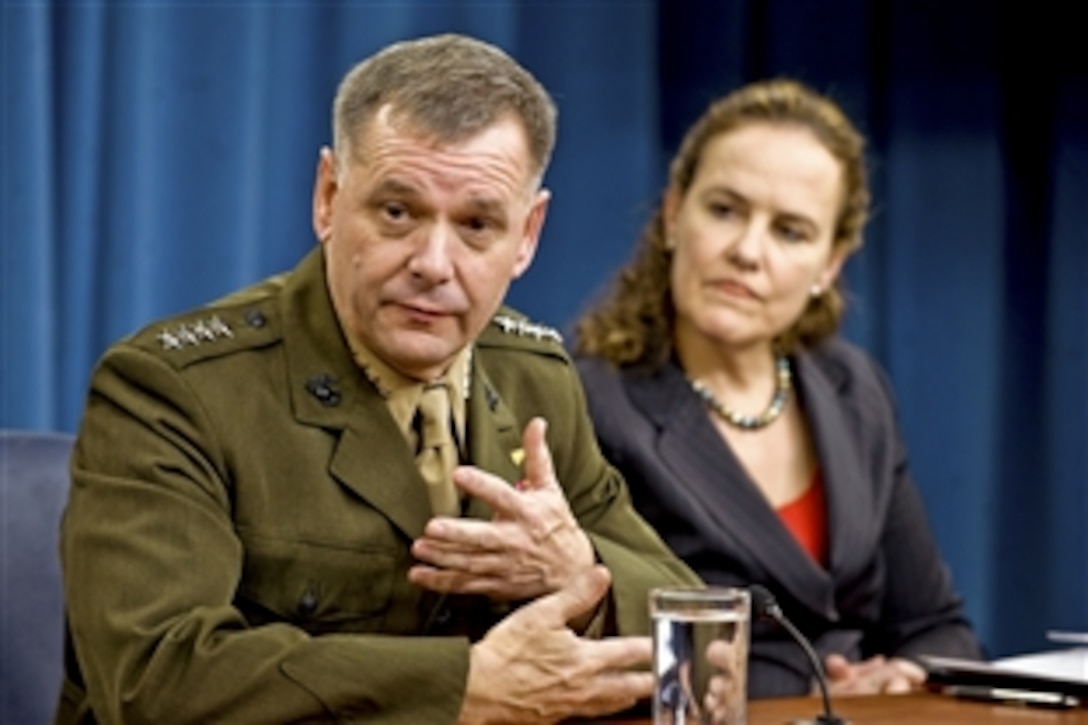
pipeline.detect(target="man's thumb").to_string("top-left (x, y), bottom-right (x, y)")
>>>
top-left (542, 565), bottom-right (611, 627)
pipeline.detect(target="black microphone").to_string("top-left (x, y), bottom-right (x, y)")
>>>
top-left (750, 584), bottom-right (846, 725)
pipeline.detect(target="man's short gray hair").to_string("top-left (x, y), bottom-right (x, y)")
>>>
top-left (332, 34), bottom-right (557, 184)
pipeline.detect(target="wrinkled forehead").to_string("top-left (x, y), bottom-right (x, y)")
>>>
top-left (345, 104), bottom-right (540, 183)
top-left (348, 106), bottom-right (541, 203)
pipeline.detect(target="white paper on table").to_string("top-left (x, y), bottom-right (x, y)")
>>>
top-left (992, 647), bottom-right (1088, 682)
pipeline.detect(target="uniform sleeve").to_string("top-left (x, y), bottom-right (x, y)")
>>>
top-left (542, 356), bottom-right (702, 636)
top-left (62, 346), bottom-right (468, 724)
top-left (864, 367), bottom-right (985, 663)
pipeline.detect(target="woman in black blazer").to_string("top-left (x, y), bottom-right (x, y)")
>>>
top-left (574, 79), bottom-right (983, 699)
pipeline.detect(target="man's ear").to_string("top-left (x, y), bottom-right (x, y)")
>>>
top-left (312, 147), bottom-right (338, 243)
top-left (511, 188), bottom-right (550, 279)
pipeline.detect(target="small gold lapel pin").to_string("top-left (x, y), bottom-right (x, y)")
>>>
top-left (510, 448), bottom-right (525, 466)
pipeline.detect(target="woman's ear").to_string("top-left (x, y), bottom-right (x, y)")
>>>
top-left (819, 244), bottom-right (850, 290)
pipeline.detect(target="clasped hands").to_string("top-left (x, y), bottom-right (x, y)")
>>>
top-left (821, 653), bottom-right (927, 695)
top-left (409, 417), bottom-right (652, 724)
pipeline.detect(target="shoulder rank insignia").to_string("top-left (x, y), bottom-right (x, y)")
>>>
top-left (156, 314), bottom-right (234, 350)
top-left (492, 314), bottom-right (563, 344)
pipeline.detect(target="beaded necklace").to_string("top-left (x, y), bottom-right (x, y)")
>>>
top-left (688, 355), bottom-right (792, 430)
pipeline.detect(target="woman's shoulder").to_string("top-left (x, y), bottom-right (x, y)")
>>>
top-left (573, 354), bottom-right (633, 405)
top-left (572, 354), bottom-right (670, 428)
top-left (572, 353), bottom-right (611, 380)
top-left (803, 337), bottom-right (890, 388)
top-left (799, 337), bottom-right (900, 426)
top-left (805, 335), bottom-right (874, 365)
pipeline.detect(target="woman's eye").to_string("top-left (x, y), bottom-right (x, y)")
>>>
top-left (777, 224), bottom-right (808, 242)
top-left (709, 202), bottom-right (735, 218)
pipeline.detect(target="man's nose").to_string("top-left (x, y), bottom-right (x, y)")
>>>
top-left (408, 223), bottom-right (456, 282)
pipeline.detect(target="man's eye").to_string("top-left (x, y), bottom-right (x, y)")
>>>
top-left (382, 202), bottom-right (409, 220)
top-left (461, 217), bottom-right (503, 247)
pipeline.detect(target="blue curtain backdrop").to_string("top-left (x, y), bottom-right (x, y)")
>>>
top-left (3, 0), bottom-right (1085, 660)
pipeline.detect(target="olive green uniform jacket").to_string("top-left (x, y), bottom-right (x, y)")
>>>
top-left (57, 248), bottom-right (699, 724)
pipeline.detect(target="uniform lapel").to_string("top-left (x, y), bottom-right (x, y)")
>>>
top-left (329, 395), bottom-right (434, 540)
top-left (462, 357), bottom-right (524, 520)
top-left (627, 360), bottom-right (837, 620)
top-left (279, 247), bottom-right (432, 540)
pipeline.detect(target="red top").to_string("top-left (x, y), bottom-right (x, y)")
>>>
top-left (776, 470), bottom-right (828, 566)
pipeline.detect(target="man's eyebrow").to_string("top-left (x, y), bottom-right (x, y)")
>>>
top-left (463, 196), bottom-right (507, 217)
top-left (371, 178), bottom-right (422, 197)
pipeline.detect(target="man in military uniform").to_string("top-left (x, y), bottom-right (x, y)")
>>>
top-left (58, 34), bottom-right (699, 723)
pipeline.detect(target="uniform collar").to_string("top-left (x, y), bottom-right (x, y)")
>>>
top-left (278, 246), bottom-right (473, 435)
top-left (350, 340), bottom-right (471, 451)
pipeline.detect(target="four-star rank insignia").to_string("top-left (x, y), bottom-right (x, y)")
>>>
top-left (492, 314), bottom-right (562, 343)
top-left (156, 314), bottom-right (234, 350)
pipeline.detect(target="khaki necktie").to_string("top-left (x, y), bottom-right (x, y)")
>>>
top-left (416, 382), bottom-right (460, 517)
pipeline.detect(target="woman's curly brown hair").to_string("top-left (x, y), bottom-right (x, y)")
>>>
top-left (574, 79), bottom-right (870, 371)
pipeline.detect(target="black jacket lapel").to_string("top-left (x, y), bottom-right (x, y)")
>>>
top-left (626, 360), bottom-right (837, 620)
top-left (793, 351), bottom-right (879, 591)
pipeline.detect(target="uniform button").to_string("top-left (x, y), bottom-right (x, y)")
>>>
top-left (245, 309), bottom-right (267, 328)
top-left (305, 375), bottom-right (341, 406)
top-left (297, 589), bottom-right (318, 618)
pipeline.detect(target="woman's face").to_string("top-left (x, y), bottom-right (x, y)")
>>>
top-left (666, 122), bottom-right (848, 353)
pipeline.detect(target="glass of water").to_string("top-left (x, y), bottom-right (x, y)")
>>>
top-left (651, 586), bottom-right (750, 725)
